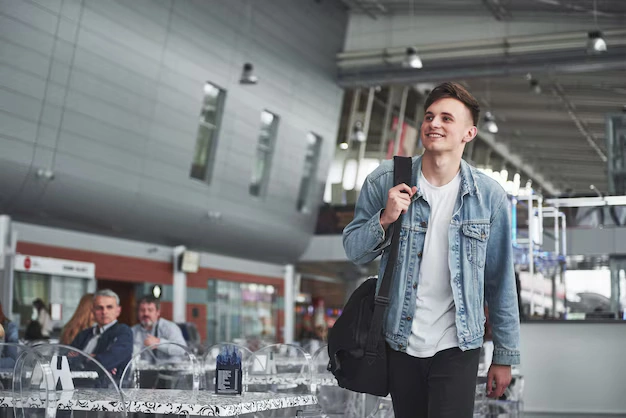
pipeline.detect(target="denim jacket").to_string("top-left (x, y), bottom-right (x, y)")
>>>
top-left (343, 156), bottom-right (520, 365)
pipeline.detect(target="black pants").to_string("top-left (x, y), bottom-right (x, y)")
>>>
top-left (387, 345), bottom-right (481, 418)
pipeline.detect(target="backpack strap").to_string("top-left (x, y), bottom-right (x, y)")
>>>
top-left (365, 156), bottom-right (413, 356)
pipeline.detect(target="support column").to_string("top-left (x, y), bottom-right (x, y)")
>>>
top-left (609, 256), bottom-right (622, 317)
top-left (392, 86), bottom-right (409, 156)
top-left (0, 215), bottom-right (15, 316)
top-left (414, 92), bottom-right (424, 156)
top-left (340, 89), bottom-right (362, 185)
top-left (283, 264), bottom-right (295, 344)
top-left (355, 87), bottom-right (375, 183)
top-left (172, 245), bottom-right (187, 323)
top-left (528, 193), bottom-right (536, 315)
top-left (378, 86), bottom-right (396, 161)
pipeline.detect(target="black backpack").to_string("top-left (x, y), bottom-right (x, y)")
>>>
top-left (327, 156), bottom-right (412, 396)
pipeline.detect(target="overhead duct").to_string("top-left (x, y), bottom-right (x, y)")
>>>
top-left (338, 27), bottom-right (626, 67)
top-left (337, 28), bottom-right (626, 87)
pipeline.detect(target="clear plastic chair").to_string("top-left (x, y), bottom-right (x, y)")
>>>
top-left (246, 343), bottom-right (312, 395)
top-left (474, 343), bottom-right (524, 418)
top-left (1, 343), bottom-right (39, 416)
top-left (120, 341), bottom-right (201, 398)
top-left (14, 343), bottom-right (127, 417)
top-left (475, 373), bottom-right (524, 417)
top-left (203, 343), bottom-right (253, 393)
top-left (11, 345), bottom-right (51, 418)
top-left (474, 397), bottom-right (523, 418)
top-left (0, 342), bottom-right (25, 380)
top-left (311, 345), bottom-right (381, 418)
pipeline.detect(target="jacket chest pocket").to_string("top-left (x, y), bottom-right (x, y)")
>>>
top-left (396, 226), bottom-right (425, 266)
top-left (462, 223), bottom-right (490, 268)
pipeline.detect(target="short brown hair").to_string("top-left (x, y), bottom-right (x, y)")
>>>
top-left (424, 82), bottom-right (480, 126)
top-left (138, 295), bottom-right (160, 310)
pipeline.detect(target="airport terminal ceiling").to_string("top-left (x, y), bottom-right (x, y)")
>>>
top-left (337, 0), bottom-right (626, 197)
top-left (339, 0), bottom-right (626, 17)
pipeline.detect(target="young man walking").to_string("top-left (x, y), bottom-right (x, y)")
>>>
top-left (343, 82), bottom-right (520, 418)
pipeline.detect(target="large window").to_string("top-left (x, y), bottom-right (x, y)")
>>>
top-left (190, 82), bottom-right (226, 182)
top-left (297, 132), bottom-right (323, 212)
top-left (12, 272), bottom-right (92, 329)
top-left (206, 279), bottom-right (277, 347)
top-left (250, 110), bottom-right (279, 196)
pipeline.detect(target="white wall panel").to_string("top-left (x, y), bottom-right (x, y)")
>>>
top-left (0, 0), bottom-right (346, 263)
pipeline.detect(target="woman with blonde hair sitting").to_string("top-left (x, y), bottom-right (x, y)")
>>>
top-left (60, 293), bottom-right (95, 345)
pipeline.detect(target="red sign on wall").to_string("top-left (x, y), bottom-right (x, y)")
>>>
top-left (24, 256), bottom-right (31, 270)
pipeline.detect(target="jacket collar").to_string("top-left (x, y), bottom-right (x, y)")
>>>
top-left (413, 156), bottom-right (480, 199)
top-left (94, 320), bottom-right (118, 336)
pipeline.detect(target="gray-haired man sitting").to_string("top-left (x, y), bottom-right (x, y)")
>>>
top-left (70, 289), bottom-right (133, 379)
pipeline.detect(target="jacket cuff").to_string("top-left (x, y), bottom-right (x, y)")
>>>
top-left (492, 347), bottom-right (520, 365)
top-left (369, 209), bottom-right (393, 251)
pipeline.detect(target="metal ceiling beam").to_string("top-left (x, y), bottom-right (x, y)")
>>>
top-left (546, 196), bottom-right (626, 207)
top-left (337, 38), bottom-right (626, 87)
top-left (476, 133), bottom-right (561, 195)
top-left (561, 180), bottom-right (609, 187)
top-left (503, 135), bottom-right (605, 147)
top-left (482, 0), bottom-right (512, 20)
top-left (498, 124), bottom-right (605, 136)
top-left (503, 136), bottom-right (601, 147)
top-left (338, 27), bottom-right (626, 61)
top-left (348, 4), bottom-right (624, 23)
top-left (478, 73), bottom-right (626, 87)
top-left (339, 0), bottom-right (379, 19)
top-left (338, 54), bottom-right (626, 88)
top-left (486, 101), bottom-right (624, 113)
top-left (494, 111), bottom-right (607, 124)
top-left (538, 168), bottom-right (607, 178)
top-left (511, 149), bottom-right (608, 161)
top-left (551, 82), bottom-right (608, 163)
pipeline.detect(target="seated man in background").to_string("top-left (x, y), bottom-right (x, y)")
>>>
top-left (70, 289), bottom-right (133, 378)
top-left (131, 295), bottom-right (187, 362)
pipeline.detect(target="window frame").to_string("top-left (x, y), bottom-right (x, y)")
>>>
top-left (189, 81), bottom-right (227, 184)
top-left (250, 110), bottom-right (280, 197)
top-left (297, 132), bottom-right (323, 212)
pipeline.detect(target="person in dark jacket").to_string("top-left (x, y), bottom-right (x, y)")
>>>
top-left (70, 290), bottom-right (132, 379)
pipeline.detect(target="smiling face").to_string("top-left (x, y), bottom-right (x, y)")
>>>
top-left (421, 97), bottom-right (478, 156)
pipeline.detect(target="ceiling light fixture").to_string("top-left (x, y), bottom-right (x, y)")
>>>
top-left (352, 121), bottom-right (366, 142)
top-left (483, 111), bottom-right (499, 134)
top-left (405, 47), bottom-right (423, 69)
top-left (587, 31), bottom-right (607, 54)
top-left (589, 184), bottom-right (603, 198)
top-left (339, 142), bottom-right (349, 150)
top-left (587, 1), bottom-right (607, 54)
top-left (525, 73), bottom-right (542, 94)
top-left (239, 63), bottom-right (258, 84)
top-left (36, 168), bottom-right (55, 180)
top-left (528, 78), bottom-right (541, 94)
top-left (529, 79), bottom-right (542, 94)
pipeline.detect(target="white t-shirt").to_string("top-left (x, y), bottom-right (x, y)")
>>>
top-left (406, 171), bottom-right (461, 358)
top-left (38, 310), bottom-right (53, 337)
